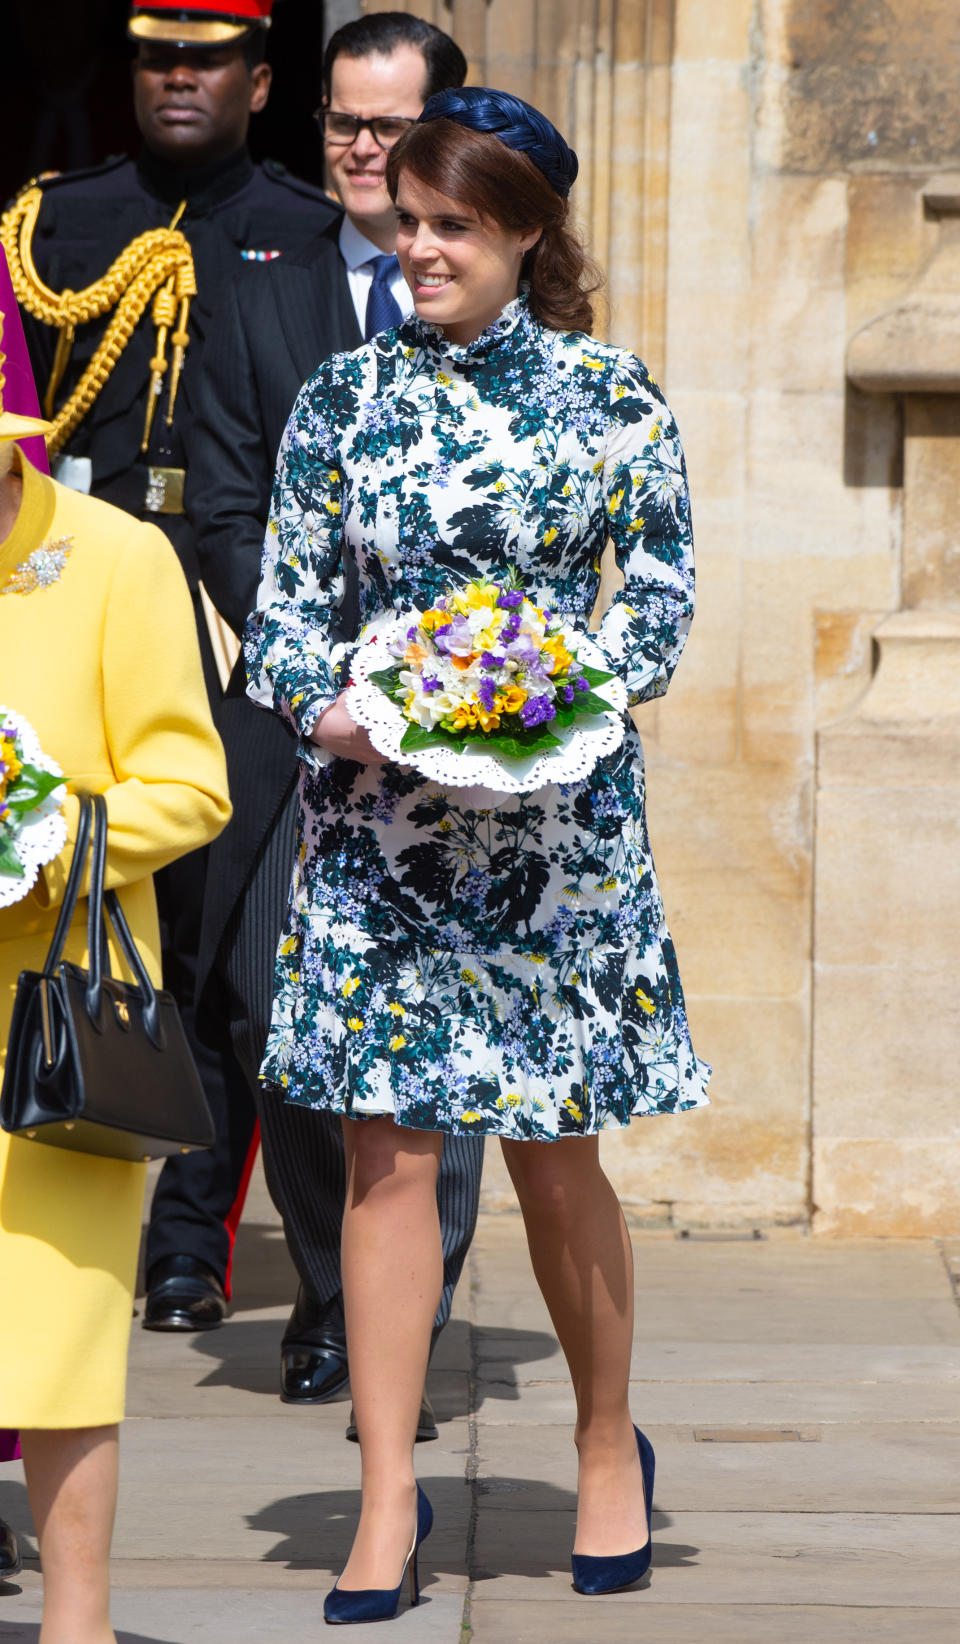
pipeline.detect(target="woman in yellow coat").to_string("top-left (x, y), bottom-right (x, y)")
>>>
top-left (0, 340), bottom-right (231, 1638)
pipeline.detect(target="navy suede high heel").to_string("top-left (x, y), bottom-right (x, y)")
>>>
top-left (571, 1426), bottom-right (655, 1595)
top-left (323, 1484), bottom-right (433, 1625)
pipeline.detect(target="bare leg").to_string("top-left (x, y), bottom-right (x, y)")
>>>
top-left (19, 1424), bottom-right (118, 1644)
top-left (501, 1136), bottom-right (647, 1556)
top-left (338, 1117), bottom-right (443, 1590)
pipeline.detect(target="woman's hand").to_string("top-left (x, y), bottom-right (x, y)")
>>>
top-left (309, 693), bottom-right (386, 765)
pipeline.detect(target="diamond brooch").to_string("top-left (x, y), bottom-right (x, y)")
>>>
top-left (2, 536), bottom-right (74, 596)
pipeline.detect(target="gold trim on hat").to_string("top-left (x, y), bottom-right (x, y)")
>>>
top-left (128, 16), bottom-right (269, 45)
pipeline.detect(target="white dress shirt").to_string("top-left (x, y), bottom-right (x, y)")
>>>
top-left (338, 216), bottom-right (414, 337)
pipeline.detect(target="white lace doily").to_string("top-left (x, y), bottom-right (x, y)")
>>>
top-left (0, 707), bottom-right (67, 908)
top-left (345, 617), bottom-right (627, 795)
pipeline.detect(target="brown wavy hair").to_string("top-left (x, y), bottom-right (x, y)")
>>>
top-left (386, 118), bottom-right (602, 334)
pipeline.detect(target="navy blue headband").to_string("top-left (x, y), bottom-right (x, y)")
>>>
top-left (417, 87), bottom-right (579, 197)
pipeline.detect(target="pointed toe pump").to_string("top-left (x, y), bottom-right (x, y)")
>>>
top-left (324, 1485), bottom-right (434, 1625)
top-left (571, 1426), bottom-right (655, 1596)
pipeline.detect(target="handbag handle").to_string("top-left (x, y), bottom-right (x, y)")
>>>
top-left (41, 793), bottom-right (94, 978)
top-left (41, 793), bottom-right (164, 1049)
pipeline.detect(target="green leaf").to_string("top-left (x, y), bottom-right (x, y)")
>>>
top-left (577, 662), bottom-right (616, 687)
top-left (368, 666), bottom-right (404, 701)
top-left (399, 722), bottom-right (458, 754)
top-left (0, 834), bottom-right (25, 878)
top-left (398, 719), bottom-right (562, 762)
top-left (569, 689), bottom-right (616, 717)
top-left (6, 764), bottom-right (63, 817)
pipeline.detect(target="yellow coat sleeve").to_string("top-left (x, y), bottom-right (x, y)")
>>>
top-left (39, 522), bottom-right (231, 907)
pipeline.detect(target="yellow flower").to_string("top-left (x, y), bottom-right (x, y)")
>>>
top-left (438, 817), bottom-right (452, 832)
top-left (460, 968), bottom-right (477, 984)
top-left (347, 1016), bottom-right (364, 1031)
top-left (498, 684), bottom-right (527, 715)
top-left (570, 972), bottom-right (581, 985)
top-left (280, 1072), bottom-right (289, 1087)
top-left (387, 1001), bottom-right (405, 1016)
top-left (530, 954), bottom-right (546, 964)
top-left (328, 469), bottom-right (340, 483)
top-left (564, 1097), bottom-right (583, 1121)
top-left (495, 1095), bottom-right (507, 1110)
top-left (628, 517), bottom-right (646, 533)
top-left (389, 1034), bottom-right (406, 1051)
top-left (325, 499), bottom-right (341, 515)
top-left (543, 527), bottom-right (558, 547)
top-left (451, 702), bottom-right (479, 730)
top-left (461, 1110), bottom-right (483, 1124)
top-left (543, 635), bottom-right (573, 675)
top-left (583, 356), bottom-right (604, 369)
top-left (420, 608), bottom-right (450, 633)
top-left (279, 935), bottom-right (298, 956)
top-left (599, 876), bottom-right (618, 891)
top-left (614, 383), bottom-right (626, 398)
top-left (474, 704), bottom-right (501, 732)
top-left (608, 488), bottom-right (625, 514)
top-left (436, 371), bottom-right (451, 387)
top-left (592, 459), bottom-right (604, 475)
top-left (635, 987), bottom-right (656, 1016)
top-left (506, 1091), bottom-right (522, 1107)
top-left (649, 419), bottom-right (662, 443)
top-left (493, 480), bottom-right (506, 493)
top-left (289, 971), bottom-right (300, 984)
top-left (341, 976), bottom-right (360, 996)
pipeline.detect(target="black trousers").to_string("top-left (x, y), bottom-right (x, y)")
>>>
top-left (144, 846), bottom-right (259, 1288)
top-left (218, 784), bottom-right (485, 1331)
top-left (145, 597), bottom-right (259, 1290)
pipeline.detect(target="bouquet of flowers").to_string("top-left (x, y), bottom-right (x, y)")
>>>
top-left (0, 708), bottom-right (67, 907)
top-left (346, 572), bottom-right (627, 794)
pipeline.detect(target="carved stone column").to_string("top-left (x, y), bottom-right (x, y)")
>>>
top-left (814, 179), bottom-right (960, 1234)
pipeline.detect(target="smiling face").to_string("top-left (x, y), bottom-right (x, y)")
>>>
top-left (323, 45), bottom-right (428, 250)
top-left (133, 42), bottom-right (271, 167)
top-left (394, 172), bottom-right (541, 345)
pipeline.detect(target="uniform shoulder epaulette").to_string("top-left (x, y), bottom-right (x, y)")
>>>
top-left (260, 158), bottom-right (337, 206)
top-left (25, 154), bottom-right (130, 197)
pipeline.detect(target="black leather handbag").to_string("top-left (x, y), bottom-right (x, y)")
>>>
top-left (0, 792), bottom-right (215, 1162)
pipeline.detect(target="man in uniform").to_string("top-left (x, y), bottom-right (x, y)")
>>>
top-left (1, 0), bottom-right (341, 1332)
top-left (188, 12), bottom-right (484, 1433)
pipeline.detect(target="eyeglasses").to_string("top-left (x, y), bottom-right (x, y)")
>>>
top-left (315, 110), bottom-right (416, 151)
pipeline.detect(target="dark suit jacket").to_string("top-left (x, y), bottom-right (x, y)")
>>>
top-left (188, 227), bottom-right (364, 995)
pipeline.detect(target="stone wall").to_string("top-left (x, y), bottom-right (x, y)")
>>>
top-left (362, 0), bottom-right (960, 1234)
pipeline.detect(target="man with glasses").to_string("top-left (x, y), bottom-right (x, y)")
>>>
top-left (185, 13), bottom-right (480, 1435)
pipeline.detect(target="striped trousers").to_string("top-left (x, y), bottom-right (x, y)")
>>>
top-left (217, 786), bottom-right (485, 1329)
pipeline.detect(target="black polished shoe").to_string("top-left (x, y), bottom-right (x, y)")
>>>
top-left (142, 1255), bottom-right (228, 1332)
top-left (0, 1516), bottom-right (21, 1579)
top-left (345, 1392), bottom-right (438, 1445)
top-left (280, 1287), bottom-right (350, 1405)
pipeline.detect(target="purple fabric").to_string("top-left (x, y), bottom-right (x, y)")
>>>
top-left (0, 247), bottom-right (50, 475)
top-left (0, 1431), bottom-right (21, 1463)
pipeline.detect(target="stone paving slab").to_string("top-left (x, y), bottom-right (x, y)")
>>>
top-left (3, 1574), bottom-right (463, 1642)
top-left (468, 1601), bottom-right (960, 1643)
top-left (473, 1510), bottom-right (960, 1606)
top-left (473, 1375), bottom-right (960, 1425)
top-left (2, 1224), bottom-right (959, 1643)
top-left (474, 1422), bottom-right (960, 1511)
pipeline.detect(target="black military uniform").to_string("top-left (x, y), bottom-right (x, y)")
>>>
top-left (8, 142), bottom-right (340, 1305)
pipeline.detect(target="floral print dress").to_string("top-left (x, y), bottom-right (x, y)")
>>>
top-left (245, 293), bottom-right (711, 1140)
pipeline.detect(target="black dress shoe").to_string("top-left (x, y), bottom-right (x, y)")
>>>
top-left (345, 1392), bottom-right (438, 1444)
top-left (280, 1286), bottom-right (350, 1404)
top-left (142, 1255), bottom-right (228, 1332)
top-left (0, 1516), bottom-right (21, 1579)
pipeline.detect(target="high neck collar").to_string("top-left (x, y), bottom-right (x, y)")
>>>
top-left (0, 448), bottom-right (57, 583)
top-left (407, 289), bottom-right (536, 368)
top-left (136, 144), bottom-right (254, 214)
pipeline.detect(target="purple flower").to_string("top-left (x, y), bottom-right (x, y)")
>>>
top-left (422, 675), bottom-right (442, 693)
top-left (501, 616), bottom-right (522, 642)
top-left (575, 676), bottom-right (588, 692)
top-left (434, 614), bottom-right (472, 656)
top-left (520, 694), bottom-right (557, 728)
top-left (477, 677), bottom-right (497, 711)
top-left (497, 589), bottom-right (524, 609)
top-left (561, 685), bottom-right (575, 704)
top-left (480, 650), bottom-right (505, 668)
top-left (407, 625), bottom-right (418, 640)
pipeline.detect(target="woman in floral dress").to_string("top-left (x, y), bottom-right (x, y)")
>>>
top-left (246, 88), bottom-right (710, 1618)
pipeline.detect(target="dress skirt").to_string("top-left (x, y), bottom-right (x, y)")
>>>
top-left (261, 724), bottom-right (711, 1141)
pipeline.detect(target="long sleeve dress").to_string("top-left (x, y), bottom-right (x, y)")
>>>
top-left (0, 452), bottom-right (231, 1428)
top-left (246, 293), bottom-right (710, 1142)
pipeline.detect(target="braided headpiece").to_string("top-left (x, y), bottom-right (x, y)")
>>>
top-left (417, 87), bottom-right (578, 197)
